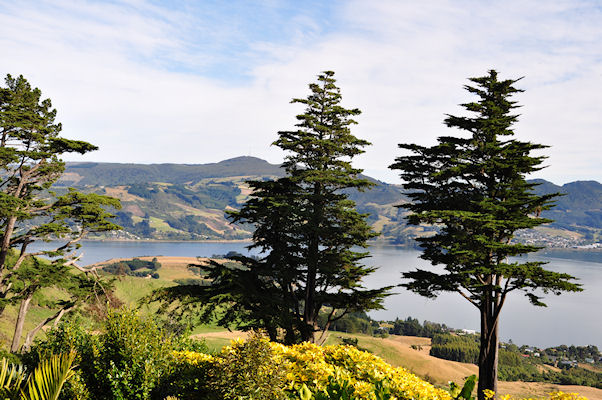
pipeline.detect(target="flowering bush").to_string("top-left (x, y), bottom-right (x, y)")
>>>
top-left (484, 389), bottom-right (588, 400)
top-left (174, 337), bottom-right (450, 400)
top-left (270, 340), bottom-right (451, 400)
top-left (173, 337), bottom-right (589, 400)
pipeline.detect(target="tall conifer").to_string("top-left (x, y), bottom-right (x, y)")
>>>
top-left (266, 70), bottom-right (390, 342)
top-left (390, 70), bottom-right (582, 398)
top-left (154, 71), bottom-right (390, 343)
top-left (0, 74), bottom-right (121, 350)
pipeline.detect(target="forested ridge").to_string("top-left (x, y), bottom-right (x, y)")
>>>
top-left (58, 158), bottom-right (602, 244)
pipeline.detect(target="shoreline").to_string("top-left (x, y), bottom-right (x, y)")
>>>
top-left (81, 238), bottom-right (602, 252)
top-left (83, 238), bottom-right (253, 244)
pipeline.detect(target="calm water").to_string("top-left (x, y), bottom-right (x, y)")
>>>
top-left (31, 241), bottom-right (601, 348)
top-left (362, 245), bottom-right (602, 349)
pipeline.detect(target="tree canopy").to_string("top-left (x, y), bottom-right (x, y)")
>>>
top-left (151, 71), bottom-right (391, 343)
top-left (0, 74), bottom-right (121, 350)
top-left (389, 70), bottom-right (582, 399)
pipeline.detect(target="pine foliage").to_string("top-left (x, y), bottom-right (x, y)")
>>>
top-left (0, 74), bottom-right (121, 350)
top-left (389, 70), bottom-right (582, 398)
top-left (152, 71), bottom-right (390, 343)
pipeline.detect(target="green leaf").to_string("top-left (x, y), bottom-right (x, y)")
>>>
top-left (20, 351), bottom-right (77, 400)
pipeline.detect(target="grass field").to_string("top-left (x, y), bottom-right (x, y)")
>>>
top-left (3, 256), bottom-right (601, 399)
top-left (196, 329), bottom-right (602, 400)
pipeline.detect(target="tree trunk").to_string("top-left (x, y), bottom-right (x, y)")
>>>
top-left (302, 182), bottom-right (324, 344)
top-left (478, 308), bottom-right (499, 400)
top-left (0, 216), bottom-right (21, 318)
top-left (284, 323), bottom-right (297, 345)
top-left (303, 280), bottom-right (315, 342)
top-left (0, 216), bottom-right (18, 269)
top-left (53, 307), bottom-right (69, 327)
top-left (266, 325), bottom-right (278, 342)
top-left (303, 222), bottom-right (319, 343)
top-left (22, 305), bottom-right (74, 352)
top-left (11, 291), bottom-right (33, 352)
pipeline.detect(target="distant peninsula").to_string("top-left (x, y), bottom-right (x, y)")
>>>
top-left (58, 157), bottom-right (602, 247)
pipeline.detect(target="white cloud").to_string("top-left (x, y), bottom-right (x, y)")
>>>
top-left (0, 0), bottom-right (600, 184)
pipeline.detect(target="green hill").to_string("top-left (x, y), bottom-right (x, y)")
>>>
top-left (61, 156), bottom-right (283, 186)
top-left (57, 158), bottom-right (601, 245)
top-left (532, 180), bottom-right (602, 233)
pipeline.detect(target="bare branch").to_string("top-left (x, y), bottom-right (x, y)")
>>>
top-left (22, 303), bottom-right (75, 351)
top-left (456, 288), bottom-right (479, 308)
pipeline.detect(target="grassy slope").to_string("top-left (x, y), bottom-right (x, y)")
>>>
top-left (324, 332), bottom-right (602, 399)
top-left (193, 329), bottom-right (602, 399)
top-left (0, 256), bottom-right (214, 349)
top-left (5, 256), bottom-right (601, 399)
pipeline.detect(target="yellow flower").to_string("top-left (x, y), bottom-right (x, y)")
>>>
top-left (548, 392), bottom-right (588, 400)
top-left (171, 341), bottom-right (587, 400)
top-left (172, 350), bottom-right (214, 366)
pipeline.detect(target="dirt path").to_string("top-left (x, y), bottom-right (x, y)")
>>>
top-left (192, 330), bottom-right (249, 340)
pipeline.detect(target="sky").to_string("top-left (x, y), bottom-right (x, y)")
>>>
top-left (1, 0), bottom-right (600, 184)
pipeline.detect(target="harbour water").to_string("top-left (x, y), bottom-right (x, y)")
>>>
top-left (31, 240), bottom-right (602, 348)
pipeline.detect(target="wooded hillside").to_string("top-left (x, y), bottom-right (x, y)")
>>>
top-left (56, 157), bottom-right (601, 244)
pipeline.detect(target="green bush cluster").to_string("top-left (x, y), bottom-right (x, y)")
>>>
top-left (498, 362), bottom-right (602, 388)
top-left (548, 368), bottom-right (602, 388)
top-left (319, 312), bottom-right (376, 335)
top-left (209, 333), bottom-right (288, 400)
top-left (429, 334), bottom-right (479, 364)
top-left (542, 344), bottom-right (600, 363)
top-left (23, 309), bottom-right (204, 400)
top-left (427, 334), bottom-right (602, 388)
top-left (390, 317), bottom-right (448, 338)
top-left (102, 258), bottom-right (161, 278)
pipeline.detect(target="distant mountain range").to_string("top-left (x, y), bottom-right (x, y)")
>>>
top-left (57, 157), bottom-right (601, 246)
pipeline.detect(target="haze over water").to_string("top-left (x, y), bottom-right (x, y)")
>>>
top-left (36, 240), bottom-right (601, 349)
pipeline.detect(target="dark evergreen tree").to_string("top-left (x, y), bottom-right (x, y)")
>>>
top-left (0, 74), bottom-right (121, 349)
top-left (389, 70), bottom-right (582, 399)
top-left (151, 71), bottom-right (390, 343)
top-left (264, 70), bottom-right (391, 343)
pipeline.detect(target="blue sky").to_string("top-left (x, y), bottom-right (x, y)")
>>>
top-left (1, 0), bottom-right (601, 184)
top-left (98, 1), bottom-right (344, 81)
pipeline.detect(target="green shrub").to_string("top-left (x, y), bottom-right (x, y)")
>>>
top-left (25, 308), bottom-right (187, 400)
top-left (22, 318), bottom-right (96, 400)
top-left (429, 334), bottom-right (479, 364)
top-left (208, 333), bottom-right (287, 400)
top-left (153, 336), bottom-right (212, 400)
top-left (96, 308), bottom-right (177, 400)
top-left (341, 337), bottom-right (359, 347)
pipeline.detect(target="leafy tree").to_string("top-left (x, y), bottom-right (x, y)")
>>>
top-left (389, 70), bottom-right (582, 399)
top-left (0, 74), bottom-right (120, 350)
top-left (152, 71), bottom-right (390, 343)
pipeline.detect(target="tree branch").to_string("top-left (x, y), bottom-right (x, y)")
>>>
top-left (22, 303), bottom-right (75, 351)
top-left (456, 288), bottom-right (479, 308)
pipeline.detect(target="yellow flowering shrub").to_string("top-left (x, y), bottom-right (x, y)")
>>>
top-left (271, 342), bottom-right (452, 400)
top-left (547, 392), bottom-right (588, 400)
top-left (172, 350), bottom-right (214, 366)
top-left (489, 392), bottom-right (588, 400)
top-left (173, 338), bottom-right (588, 400)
